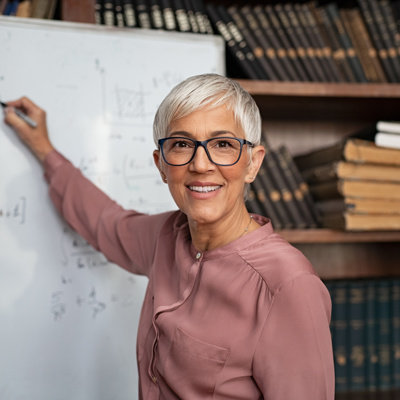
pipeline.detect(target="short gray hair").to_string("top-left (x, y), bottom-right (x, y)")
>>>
top-left (153, 73), bottom-right (262, 146)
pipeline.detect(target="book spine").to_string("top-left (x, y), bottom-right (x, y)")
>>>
top-left (160, 0), bottom-right (177, 31)
top-left (123, 0), bottom-right (137, 28)
top-left (275, 3), bottom-right (319, 81)
top-left (183, 0), bottom-right (199, 33)
top-left (275, 146), bottom-right (317, 228)
top-left (250, 177), bottom-right (283, 230)
top-left (257, 156), bottom-right (294, 229)
top-left (333, 281), bottom-right (349, 392)
top-left (252, 4), bottom-right (302, 81)
top-left (246, 184), bottom-right (265, 217)
top-left (218, 5), bottom-right (269, 80)
top-left (114, 0), bottom-right (125, 27)
top-left (30, 0), bottom-right (51, 19)
top-left (206, 3), bottom-right (260, 80)
top-left (265, 5), bottom-right (310, 82)
top-left (366, 280), bottom-right (378, 391)
top-left (284, 3), bottom-right (329, 82)
top-left (380, 0), bottom-right (400, 62)
top-left (366, 0), bottom-right (400, 81)
top-left (103, 0), bottom-right (115, 26)
top-left (227, 6), bottom-right (279, 81)
top-left (94, 0), bottom-right (103, 24)
top-left (377, 279), bottom-right (392, 390)
top-left (357, 0), bottom-right (399, 82)
top-left (173, 0), bottom-right (191, 32)
top-left (148, 0), bottom-right (164, 30)
top-left (392, 279), bottom-right (400, 389)
top-left (348, 281), bottom-right (367, 391)
top-left (192, 0), bottom-right (212, 34)
top-left (236, 5), bottom-right (283, 81)
top-left (136, 0), bottom-right (152, 29)
top-left (325, 3), bottom-right (368, 83)
top-left (268, 147), bottom-right (307, 229)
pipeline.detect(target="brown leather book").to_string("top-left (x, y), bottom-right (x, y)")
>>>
top-left (340, 8), bottom-right (387, 83)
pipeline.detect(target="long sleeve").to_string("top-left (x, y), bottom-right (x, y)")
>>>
top-left (43, 150), bottom-right (174, 275)
top-left (253, 274), bottom-right (335, 400)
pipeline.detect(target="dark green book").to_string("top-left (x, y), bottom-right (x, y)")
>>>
top-left (332, 281), bottom-right (349, 392)
top-left (366, 280), bottom-right (378, 391)
top-left (348, 280), bottom-right (367, 390)
top-left (377, 279), bottom-right (392, 390)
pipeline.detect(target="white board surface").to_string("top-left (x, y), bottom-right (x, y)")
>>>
top-left (0, 17), bottom-right (224, 400)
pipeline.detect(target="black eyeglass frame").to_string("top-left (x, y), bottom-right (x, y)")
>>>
top-left (158, 137), bottom-right (255, 166)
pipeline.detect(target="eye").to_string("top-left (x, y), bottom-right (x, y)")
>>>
top-left (212, 138), bottom-right (240, 150)
top-left (167, 138), bottom-right (194, 150)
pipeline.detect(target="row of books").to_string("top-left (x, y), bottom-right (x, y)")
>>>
top-left (246, 144), bottom-right (320, 230)
top-left (294, 125), bottom-right (400, 231)
top-left (326, 278), bottom-right (400, 392)
top-left (207, 1), bottom-right (400, 83)
top-left (0, 0), bottom-right (57, 18)
top-left (94, 0), bottom-right (213, 34)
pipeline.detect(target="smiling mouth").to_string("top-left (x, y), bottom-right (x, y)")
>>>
top-left (188, 185), bottom-right (221, 193)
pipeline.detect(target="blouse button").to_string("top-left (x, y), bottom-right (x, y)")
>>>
top-left (152, 376), bottom-right (157, 384)
top-left (196, 252), bottom-right (202, 260)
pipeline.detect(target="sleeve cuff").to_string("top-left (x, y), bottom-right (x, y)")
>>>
top-left (43, 150), bottom-right (71, 183)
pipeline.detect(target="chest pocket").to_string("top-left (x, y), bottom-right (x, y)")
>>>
top-left (159, 326), bottom-right (229, 398)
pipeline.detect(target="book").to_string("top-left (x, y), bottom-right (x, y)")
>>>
top-left (123, 0), bottom-right (137, 28)
top-left (264, 4), bottom-right (310, 82)
top-left (227, 5), bottom-right (280, 81)
top-left (294, 3), bottom-right (339, 82)
top-left (217, 5), bottom-right (269, 80)
top-left (294, 138), bottom-right (400, 170)
top-left (183, 0), bottom-right (198, 33)
top-left (103, 0), bottom-right (115, 26)
top-left (267, 147), bottom-right (307, 228)
top-left (376, 120), bottom-right (400, 134)
top-left (0, 0), bottom-right (9, 14)
top-left (325, 2), bottom-right (368, 83)
top-left (357, 0), bottom-right (399, 82)
top-left (30, 0), bottom-right (51, 18)
top-left (94, 0), bottom-right (103, 24)
top-left (160, 0), bottom-right (177, 31)
top-left (206, 3), bottom-right (260, 80)
top-left (284, 3), bottom-right (329, 82)
top-left (192, 0), bottom-right (212, 34)
top-left (391, 280), bottom-right (400, 388)
top-left (301, 160), bottom-right (400, 184)
top-left (246, 184), bottom-right (265, 217)
top-left (340, 7), bottom-right (387, 83)
top-left (310, 179), bottom-right (400, 201)
top-left (16, 0), bottom-right (32, 17)
top-left (114, 0), bottom-right (125, 27)
top-left (275, 146), bottom-right (317, 228)
top-left (252, 4), bottom-right (302, 81)
top-left (136, 0), bottom-right (152, 29)
top-left (321, 212), bottom-right (400, 230)
top-left (316, 197), bottom-right (400, 215)
top-left (173, 0), bottom-right (191, 32)
top-left (365, 280), bottom-right (378, 391)
top-left (148, 0), bottom-right (163, 29)
top-left (375, 132), bottom-right (400, 149)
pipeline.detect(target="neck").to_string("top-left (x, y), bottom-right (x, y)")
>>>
top-left (188, 207), bottom-right (258, 252)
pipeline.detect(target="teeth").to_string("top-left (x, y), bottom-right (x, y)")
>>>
top-left (189, 186), bottom-right (220, 193)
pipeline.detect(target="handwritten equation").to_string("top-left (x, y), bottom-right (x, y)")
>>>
top-left (0, 196), bottom-right (27, 224)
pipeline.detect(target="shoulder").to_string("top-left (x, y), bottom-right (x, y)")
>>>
top-left (238, 221), bottom-right (318, 295)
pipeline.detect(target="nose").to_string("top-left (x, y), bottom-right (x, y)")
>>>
top-left (189, 144), bottom-right (215, 172)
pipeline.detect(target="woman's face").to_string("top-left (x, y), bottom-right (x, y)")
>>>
top-left (153, 104), bottom-right (264, 226)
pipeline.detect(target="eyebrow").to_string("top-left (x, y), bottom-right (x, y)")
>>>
top-left (168, 130), bottom-right (237, 138)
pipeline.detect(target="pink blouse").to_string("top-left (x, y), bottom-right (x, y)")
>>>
top-left (44, 150), bottom-right (335, 400)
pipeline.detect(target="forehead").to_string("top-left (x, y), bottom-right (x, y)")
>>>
top-left (168, 105), bottom-right (243, 137)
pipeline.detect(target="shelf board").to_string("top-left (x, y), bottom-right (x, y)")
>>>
top-left (277, 229), bottom-right (400, 244)
top-left (235, 80), bottom-right (400, 98)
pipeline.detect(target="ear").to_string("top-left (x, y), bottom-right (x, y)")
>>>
top-left (245, 145), bottom-right (265, 183)
top-left (153, 149), bottom-right (168, 183)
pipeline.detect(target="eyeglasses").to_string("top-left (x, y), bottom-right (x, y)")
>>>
top-left (158, 137), bottom-right (254, 166)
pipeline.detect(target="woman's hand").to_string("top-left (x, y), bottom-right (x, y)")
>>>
top-left (3, 97), bottom-right (55, 162)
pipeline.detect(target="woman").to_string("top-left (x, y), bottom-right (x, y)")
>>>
top-left (4, 74), bottom-right (334, 399)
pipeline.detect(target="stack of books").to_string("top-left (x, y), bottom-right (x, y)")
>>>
top-left (294, 138), bottom-right (400, 231)
top-left (94, 0), bottom-right (213, 33)
top-left (375, 121), bottom-right (400, 150)
top-left (326, 278), bottom-right (400, 393)
top-left (205, 1), bottom-right (400, 82)
top-left (246, 144), bottom-right (320, 229)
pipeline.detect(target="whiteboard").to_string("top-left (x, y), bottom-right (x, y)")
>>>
top-left (0, 17), bottom-right (224, 400)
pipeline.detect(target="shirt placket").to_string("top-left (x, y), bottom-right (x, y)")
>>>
top-left (147, 251), bottom-right (204, 387)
